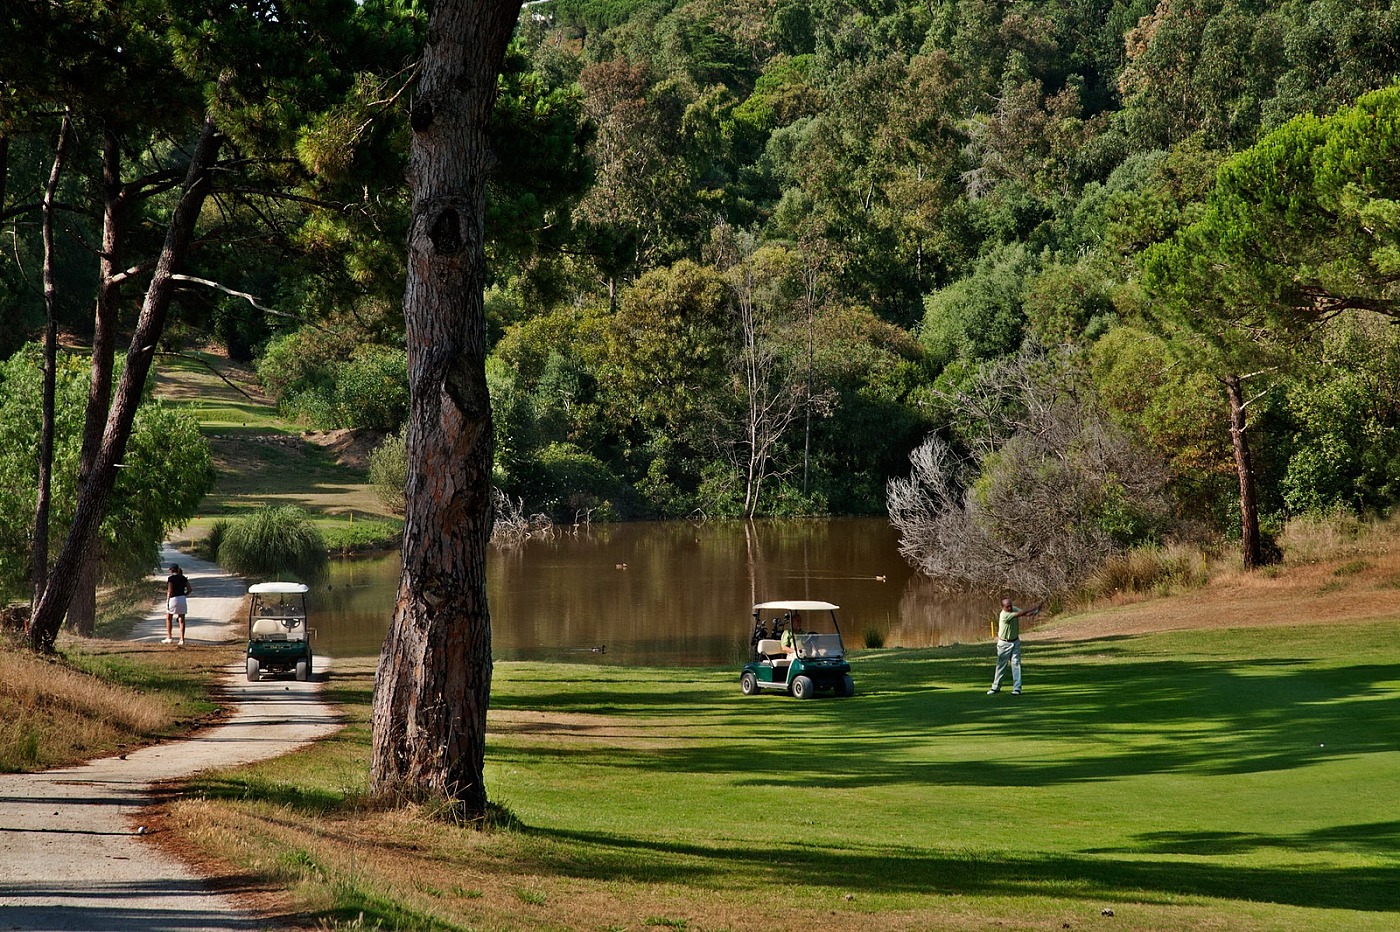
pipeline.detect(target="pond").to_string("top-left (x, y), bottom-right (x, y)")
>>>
top-left (310, 518), bottom-right (1017, 666)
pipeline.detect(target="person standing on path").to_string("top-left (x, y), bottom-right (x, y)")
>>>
top-left (988, 597), bottom-right (1039, 696)
top-left (165, 563), bottom-right (192, 645)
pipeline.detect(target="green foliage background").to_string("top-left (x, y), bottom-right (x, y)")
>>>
top-left (0, 347), bottom-right (213, 599)
top-left (9, 0), bottom-right (1400, 570)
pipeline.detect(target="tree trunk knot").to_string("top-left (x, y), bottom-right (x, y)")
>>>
top-left (410, 96), bottom-right (434, 133)
top-left (430, 207), bottom-right (462, 255)
top-left (445, 350), bottom-right (490, 422)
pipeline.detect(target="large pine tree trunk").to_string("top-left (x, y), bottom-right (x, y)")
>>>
top-left (28, 116), bottom-right (220, 651)
top-left (368, 0), bottom-right (520, 818)
top-left (1224, 374), bottom-right (1262, 570)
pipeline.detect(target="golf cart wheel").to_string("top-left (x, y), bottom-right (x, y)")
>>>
top-left (841, 674), bottom-right (856, 698)
top-left (246, 657), bottom-right (261, 682)
top-left (791, 675), bottom-right (815, 699)
top-left (295, 657), bottom-right (310, 682)
top-left (740, 671), bottom-right (758, 695)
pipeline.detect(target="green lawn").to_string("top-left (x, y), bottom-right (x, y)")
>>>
top-left (153, 350), bottom-right (402, 550)
top-left (174, 618), bottom-right (1400, 930)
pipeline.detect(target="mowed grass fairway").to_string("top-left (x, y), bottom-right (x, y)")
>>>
top-left (163, 617), bottom-right (1400, 931)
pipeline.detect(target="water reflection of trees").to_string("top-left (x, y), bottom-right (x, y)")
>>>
top-left (893, 578), bottom-right (999, 648)
top-left (317, 520), bottom-right (1011, 661)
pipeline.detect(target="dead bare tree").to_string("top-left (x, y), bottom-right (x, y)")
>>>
top-left (888, 348), bottom-right (1169, 594)
top-left (712, 224), bottom-right (817, 516)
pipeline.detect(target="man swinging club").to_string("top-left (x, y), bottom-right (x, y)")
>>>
top-left (987, 597), bottom-right (1040, 696)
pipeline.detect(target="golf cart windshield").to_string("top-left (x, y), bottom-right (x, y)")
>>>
top-left (248, 582), bottom-right (308, 642)
top-left (795, 632), bottom-right (844, 659)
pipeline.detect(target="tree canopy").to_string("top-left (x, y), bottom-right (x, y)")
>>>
top-left (9, 0), bottom-right (1400, 591)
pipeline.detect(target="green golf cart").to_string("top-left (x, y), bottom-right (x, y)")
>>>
top-left (245, 581), bottom-right (313, 682)
top-left (740, 599), bottom-right (855, 699)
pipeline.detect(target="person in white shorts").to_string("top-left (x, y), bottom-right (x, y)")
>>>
top-left (165, 564), bottom-right (192, 645)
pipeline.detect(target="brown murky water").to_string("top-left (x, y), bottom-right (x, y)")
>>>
top-left (312, 518), bottom-right (1011, 666)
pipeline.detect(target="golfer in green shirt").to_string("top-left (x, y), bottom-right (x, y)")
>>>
top-left (988, 598), bottom-right (1040, 695)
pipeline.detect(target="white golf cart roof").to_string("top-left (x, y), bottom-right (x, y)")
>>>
top-left (753, 600), bottom-right (839, 612)
top-left (249, 582), bottom-right (309, 594)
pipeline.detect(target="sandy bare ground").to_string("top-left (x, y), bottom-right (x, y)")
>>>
top-left (0, 546), bottom-right (341, 931)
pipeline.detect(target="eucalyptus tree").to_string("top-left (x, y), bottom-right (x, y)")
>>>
top-left (767, 49), bottom-right (964, 327)
top-left (1264, 0), bottom-right (1400, 131)
top-left (573, 58), bottom-right (701, 303)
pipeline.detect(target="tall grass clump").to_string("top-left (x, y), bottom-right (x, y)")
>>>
top-left (198, 518), bottom-right (232, 562)
top-left (1276, 510), bottom-right (1400, 564)
top-left (217, 505), bottom-right (328, 582)
top-left (1077, 542), bottom-right (1211, 604)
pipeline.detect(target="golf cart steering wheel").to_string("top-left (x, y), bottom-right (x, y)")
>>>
top-left (281, 618), bottom-right (301, 629)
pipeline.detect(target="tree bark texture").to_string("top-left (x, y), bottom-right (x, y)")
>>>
top-left (31, 110), bottom-right (71, 609)
top-left (28, 116), bottom-right (220, 651)
top-left (1224, 375), bottom-right (1262, 570)
top-left (368, 0), bottom-right (521, 816)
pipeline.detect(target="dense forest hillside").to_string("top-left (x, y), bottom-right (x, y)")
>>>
top-left (5, 0), bottom-right (1400, 593)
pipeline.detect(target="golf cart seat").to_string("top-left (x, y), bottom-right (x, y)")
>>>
top-left (251, 617), bottom-right (292, 639)
top-left (757, 638), bottom-right (790, 664)
top-left (251, 617), bottom-right (280, 637)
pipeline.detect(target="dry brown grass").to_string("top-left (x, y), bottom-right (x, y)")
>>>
top-left (1072, 542), bottom-right (1213, 610)
top-left (1276, 511), bottom-right (1400, 565)
top-left (149, 798), bottom-right (1005, 932)
top-left (0, 637), bottom-right (226, 772)
top-left (1043, 535), bottom-right (1400, 641)
top-left (1055, 513), bottom-right (1400, 633)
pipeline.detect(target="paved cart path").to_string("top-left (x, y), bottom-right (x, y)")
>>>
top-left (0, 546), bottom-right (341, 931)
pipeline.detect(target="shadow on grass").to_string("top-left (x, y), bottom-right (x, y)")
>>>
top-left (521, 825), bottom-right (1400, 912)
top-left (181, 774), bottom-right (345, 813)
top-left (1089, 820), bottom-right (1400, 856)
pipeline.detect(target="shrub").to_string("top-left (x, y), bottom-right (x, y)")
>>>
top-left (333, 346), bottom-right (409, 430)
top-left (889, 348), bottom-right (1169, 594)
top-left (217, 505), bottom-right (328, 582)
top-left (279, 385), bottom-right (337, 429)
top-left (862, 627), bottom-right (885, 649)
top-left (508, 442), bottom-right (632, 522)
top-left (368, 428), bottom-right (407, 515)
